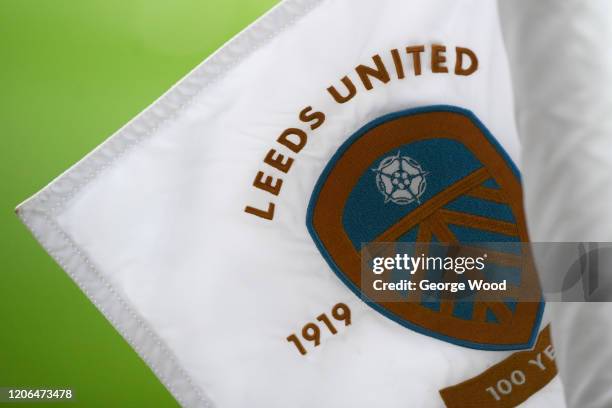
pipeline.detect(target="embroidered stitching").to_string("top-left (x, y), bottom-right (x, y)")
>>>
top-left (16, 1), bottom-right (326, 406)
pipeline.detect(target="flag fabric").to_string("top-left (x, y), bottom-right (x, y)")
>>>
top-left (500, 1), bottom-right (612, 407)
top-left (17, 1), bottom-right (567, 407)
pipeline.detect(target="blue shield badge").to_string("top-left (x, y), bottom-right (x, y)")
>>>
top-left (307, 106), bottom-right (543, 350)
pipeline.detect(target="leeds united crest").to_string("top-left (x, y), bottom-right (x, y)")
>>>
top-left (306, 106), bottom-right (543, 351)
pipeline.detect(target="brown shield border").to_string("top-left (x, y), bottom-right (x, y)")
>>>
top-left (306, 106), bottom-right (543, 350)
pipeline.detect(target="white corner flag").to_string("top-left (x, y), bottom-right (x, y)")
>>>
top-left (17, 1), bottom-right (567, 407)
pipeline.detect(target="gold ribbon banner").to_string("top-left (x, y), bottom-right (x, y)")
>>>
top-left (439, 325), bottom-right (558, 408)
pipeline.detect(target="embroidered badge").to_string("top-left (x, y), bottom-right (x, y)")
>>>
top-left (306, 106), bottom-right (543, 350)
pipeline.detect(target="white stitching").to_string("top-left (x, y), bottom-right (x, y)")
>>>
top-left (18, 206), bottom-right (211, 407)
top-left (46, 0), bottom-right (323, 217)
top-left (16, 0), bottom-right (325, 406)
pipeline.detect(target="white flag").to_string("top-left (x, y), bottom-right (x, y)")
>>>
top-left (17, 1), bottom-right (567, 407)
top-left (500, 1), bottom-right (612, 407)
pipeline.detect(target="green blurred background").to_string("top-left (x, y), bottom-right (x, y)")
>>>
top-left (0, 1), bottom-right (277, 406)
